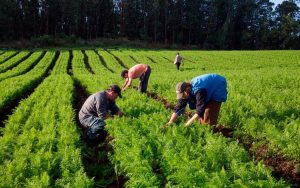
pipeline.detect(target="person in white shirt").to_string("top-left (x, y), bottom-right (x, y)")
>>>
top-left (174, 52), bottom-right (183, 70)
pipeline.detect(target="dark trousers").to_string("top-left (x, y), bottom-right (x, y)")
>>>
top-left (176, 62), bottom-right (181, 70)
top-left (188, 100), bottom-right (222, 125)
top-left (138, 66), bottom-right (151, 93)
top-left (200, 101), bottom-right (222, 125)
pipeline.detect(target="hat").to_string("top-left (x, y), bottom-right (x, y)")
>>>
top-left (175, 82), bottom-right (188, 99)
top-left (109, 85), bottom-right (122, 98)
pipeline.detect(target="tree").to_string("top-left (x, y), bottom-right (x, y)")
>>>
top-left (273, 0), bottom-right (300, 49)
top-left (0, 0), bottom-right (299, 49)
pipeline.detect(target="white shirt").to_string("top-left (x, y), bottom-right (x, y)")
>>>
top-left (174, 55), bottom-right (182, 63)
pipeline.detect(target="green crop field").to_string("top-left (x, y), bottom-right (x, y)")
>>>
top-left (0, 49), bottom-right (299, 187)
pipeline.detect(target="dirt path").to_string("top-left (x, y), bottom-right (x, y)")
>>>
top-left (94, 50), bottom-right (114, 73)
top-left (82, 50), bottom-right (95, 74)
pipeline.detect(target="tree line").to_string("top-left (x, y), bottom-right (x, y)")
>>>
top-left (0, 0), bottom-right (299, 49)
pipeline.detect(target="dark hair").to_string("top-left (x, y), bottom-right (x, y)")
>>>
top-left (108, 85), bottom-right (122, 98)
top-left (121, 70), bottom-right (128, 78)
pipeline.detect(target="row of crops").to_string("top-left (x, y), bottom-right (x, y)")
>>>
top-left (0, 51), bottom-right (92, 186)
top-left (0, 49), bottom-right (299, 186)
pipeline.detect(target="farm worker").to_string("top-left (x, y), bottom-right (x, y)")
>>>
top-left (79, 85), bottom-right (124, 144)
top-left (166, 74), bottom-right (227, 127)
top-left (174, 52), bottom-right (183, 70)
top-left (121, 64), bottom-right (151, 93)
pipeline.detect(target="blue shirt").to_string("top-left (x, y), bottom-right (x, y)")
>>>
top-left (191, 74), bottom-right (227, 103)
top-left (174, 74), bottom-right (227, 117)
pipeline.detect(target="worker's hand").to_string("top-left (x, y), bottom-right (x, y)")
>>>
top-left (163, 124), bottom-right (169, 129)
top-left (199, 117), bottom-right (204, 124)
top-left (184, 123), bottom-right (191, 128)
top-left (163, 121), bottom-right (173, 129)
top-left (105, 115), bottom-right (112, 119)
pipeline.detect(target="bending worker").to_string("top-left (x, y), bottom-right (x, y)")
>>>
top-left (79, 85), bottom-right (124, 144)
top-left (121, 64), bottom-right (151, 93)
top-left (166, 74), bottom-right (227, 127)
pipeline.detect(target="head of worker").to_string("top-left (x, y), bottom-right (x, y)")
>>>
top-left (107, 85), bottom-right (122, 101)
top-left (176, 82), bottom-right (192, 100)
top-left (121, 70), bottom-right (129, 79)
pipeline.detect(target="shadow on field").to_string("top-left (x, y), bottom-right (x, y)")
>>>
top-left (182, 67), bottom-right (196, 71)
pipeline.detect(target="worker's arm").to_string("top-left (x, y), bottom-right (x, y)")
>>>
top-left (165, 99), bottom-right (188, 128)
top-left (166, 113), bottom-right (178, 127)
top-left (122, 78), bottom-right (132, 91)
top-left (122, 78), bottom-right (129, 89)
top-left (185, 113), bottom-right (199, 127)
top-left (96, 96), bottom-right (109, 120)
top-left (185, 89), bottom-right (206, 127)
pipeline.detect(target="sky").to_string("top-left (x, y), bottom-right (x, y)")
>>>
top-left (270, 0), bottom-right (284, 5)
top-left (270, 0), bottom-right (300, 6)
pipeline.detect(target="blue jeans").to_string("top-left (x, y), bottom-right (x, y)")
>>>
top-left (80, 116), bottom-right (107, 144)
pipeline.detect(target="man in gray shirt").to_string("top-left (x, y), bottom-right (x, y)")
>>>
top-left (79, 85), bottom-right (124, 144)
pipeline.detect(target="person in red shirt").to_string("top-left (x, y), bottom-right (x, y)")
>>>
top-left (121, 64), bottom-right (151, 93)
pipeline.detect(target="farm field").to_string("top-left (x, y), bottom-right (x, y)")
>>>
top-left (0, 49), bottom-right (299, 187)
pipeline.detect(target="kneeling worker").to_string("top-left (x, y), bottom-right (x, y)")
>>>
top-left (79, 85), bottom-right (124, 144)
top-left (166, 74), bottom-right (227, 127)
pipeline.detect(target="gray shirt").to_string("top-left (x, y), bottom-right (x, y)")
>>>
top-left (79, 91), bottom-right (120, 121)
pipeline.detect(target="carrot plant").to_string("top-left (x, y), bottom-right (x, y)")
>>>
top-left (120, 49), bottom-right (300, 162)
top-left (0, 51), bottom-right (18, 64)
top-left (0, 51), bottom-right (56, 112)
top-left (106, 88), bottom-right (287, 187)
top-left (0, 51), bottom-right (30, 73)
top-left (0, 51), bottom-right (93, 187)
top-left (1, 49), bottom-right (298, 186)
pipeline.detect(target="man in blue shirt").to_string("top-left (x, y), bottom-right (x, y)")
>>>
top-left (166, 74), bottom-right (227, 127)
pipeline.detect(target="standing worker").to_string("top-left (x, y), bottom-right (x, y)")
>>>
top-left (174, 52), bottom-right (183, 70)
top-left (79, 85), bottom-right (124, 144)
top-left (166, 74), bottom-right (227, 127)
top-left (121, 64), bottom-right (151, 93)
